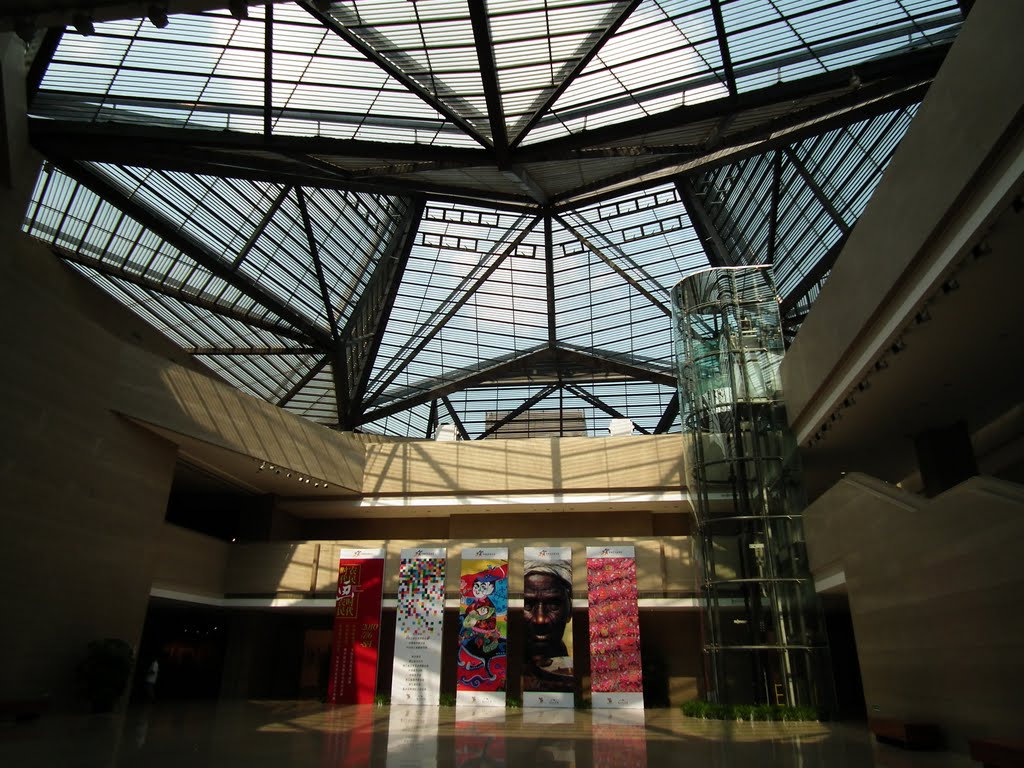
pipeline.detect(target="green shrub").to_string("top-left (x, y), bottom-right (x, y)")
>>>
top-left (679, 700), bottom-right (820, 722)
top-left (733, 704), bottom-right (754, 721)
top-left (374, 694), bottom-right (391, 707)
top-left (439, 692), bottom-right (456, 707)
top-left (680, 699), bottom-right (706, 717)
top-left (505, 698), bottom-right (521, 709)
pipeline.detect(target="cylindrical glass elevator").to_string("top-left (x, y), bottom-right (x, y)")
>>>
top-left (672, 266), bottom-right (831, 710)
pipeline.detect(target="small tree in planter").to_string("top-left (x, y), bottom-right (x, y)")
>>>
top-left (76, 638), bottom-right (135, 713)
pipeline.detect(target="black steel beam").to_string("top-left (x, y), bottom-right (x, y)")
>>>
top-left (476, 384), bottom-right (559, 440)
top-left (425, 398), bottom-right (439, 438)
top-left (519, 36), bottom-right (950, 159)
top-left (361, 349), bottom-right (552, 424)
top-left (232, 185), bottom-right (292, 268)
top-left (544, 214), bottom-right (556, 347)
top-left (767, 150), bottom-right (781, 265)
top-left (29, 124), bottom-right (536, 207)
top-left (509, 0), bottom-right (641, 149)
top-left (188, 346), bottom-right (319, 356)
top-left (264, 1), bottom-right (273, 137)
top-left (653, 392), bottom-right (680, 434)
top-left (50, 245), bottom-right (316, 343)
top-left (709, 0), bottom-right (737, 97)
top-left (295, 186), bottom-right (340, 341)
top-left (551, 78), bottom-right (933, 209)
top-left (341, 199), bottom-right (425, 428)
top-left (554, 347), bottom-right (677, 387)
top-left (440, 395), bottom-right (471, 440)
top-left (277, 354), bottom-right (330, 408)
top-left (554, 214), bottom-right (671, 316)
top-left (303, 1), bottom-right (492, 149)
top-left (469, 1), bottom-right (508, 160)
top-left (564, 383), bottom-right (651, 435)
top-left (779, 230), bottom-right (850, 317)
top-left (31, 121), bottom-right (486, 163)
top-left (676, 177), bottom-right (731, 267)
top-left (782, 146), bottom-right (851, 235)
top-left (363, 214), bottom-right (542, 406)
top-left (26, 26), bottom-right (63, 102)
top-left (53, 159), bottom-right (333, 346)
top-left (360, 343), bottom-right (675, 424)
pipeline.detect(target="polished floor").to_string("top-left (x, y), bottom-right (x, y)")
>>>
top-left (1, 701), bottom-right (977, 768)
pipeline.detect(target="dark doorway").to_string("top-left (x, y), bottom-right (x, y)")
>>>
top-left (134, 599), bottom-right (229, 701)
top-left (822, 593), bottom-right (867, 720)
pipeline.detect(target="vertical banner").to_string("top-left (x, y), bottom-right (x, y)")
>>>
top-left (328, 548), bottom-right (385, 705)
top-left (522, 546), bottom-right (574, 707)
top-left (586, 546), bottom-right (644, 709)
top-left (391, 547), bottom-right (447, 705)
top-left (457, 547), bottom-right (509, 707)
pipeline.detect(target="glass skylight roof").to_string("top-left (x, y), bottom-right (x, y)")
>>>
top-left (20, 0), bottom-right (962, 438)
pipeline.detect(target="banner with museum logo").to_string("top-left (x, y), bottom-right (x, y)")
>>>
top-left (327, 548), bottom-right (385, 705)
top-left (456, 547), bottom-right (509, 707)
top-left (391, 547), bottom-right (447, 705)
top-left (586, 546), bottom-right (644, 709)
top-left (522, 546), bottom-right (574, 708)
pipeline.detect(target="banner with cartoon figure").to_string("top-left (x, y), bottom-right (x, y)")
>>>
top-left (456, 547), bottom-right (509, 707)
top-left (586, 546), bottom-right (644, 709)
top-left (522, 546), bottom-right (574, 708)
top-left (328, 548), bottom-right (385, 705)
top-left (391, 547), bottom-right (447, 705)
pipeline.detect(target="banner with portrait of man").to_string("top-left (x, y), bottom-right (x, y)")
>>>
top-left (522, 546), bottom-right (574, 708)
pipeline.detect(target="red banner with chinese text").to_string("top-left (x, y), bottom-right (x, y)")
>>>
top-left (327, 548), bottom-right (385, 705)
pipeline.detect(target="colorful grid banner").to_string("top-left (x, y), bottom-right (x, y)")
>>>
top-left (522, 546), bottom-right (574, 707)
top-left (328, 548), bottom-right (385, 705)
top-left (586, 546), bottom-right (644, 709)
top-left (391, 547), bottom-right (447, 705)
top-left (456, 547), bottom-right (509, 707)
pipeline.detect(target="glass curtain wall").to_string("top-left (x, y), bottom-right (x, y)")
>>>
top-left (672, 266), bottom-right (831, 710)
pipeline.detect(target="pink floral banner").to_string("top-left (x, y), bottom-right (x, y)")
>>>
top-left (586, 546), bottom-right (644, 709)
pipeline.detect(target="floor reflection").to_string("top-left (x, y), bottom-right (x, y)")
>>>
top-left (454, 706), bottom-right (506, 767)
top-left (591, 710), bottom-right (646, 768)
top-left (0, 700), bottom-right (979, 768)
top-left (388, 705), bottom-right (440, 768)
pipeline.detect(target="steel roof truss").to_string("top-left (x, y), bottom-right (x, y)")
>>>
top-left (338, 199), bottom-right (425, 427)
top-left (653, 392), bottom-right (680, 434)
top-left (554, 214), bottom-right (670, 317)
top-left (469, 1), bottom-right (508, 159)
top-left (564, 383), bottom-right (651, 435)
top-left (303, 1), bottom-right (493, 149)
top-left (440, 395), bottom-right (471, 440)
top-left (295, 186), bottom-right (340, 341)
top-left (782, 146), bottom-right (851, 236)
top-left (364, 213), bottom-right (542, 406)
top-left (476, 384), bottom-right (560, 440)
top-left (278, 354), bottom-right (331, 408)
top-left (52, 246), bottom-right (316, 344)
top-left (676, 177), bottom-right (732, 268)
top-left (53, 159), bottom-right (333, 347)
top-left (508, 0), bottom-right (641, 150)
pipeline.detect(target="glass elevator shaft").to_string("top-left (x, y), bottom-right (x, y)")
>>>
top-left (672, 266), bottom-right (832, 710)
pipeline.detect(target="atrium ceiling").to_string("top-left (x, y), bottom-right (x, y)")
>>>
top-left (9, 0), bottom-right (965, 438)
